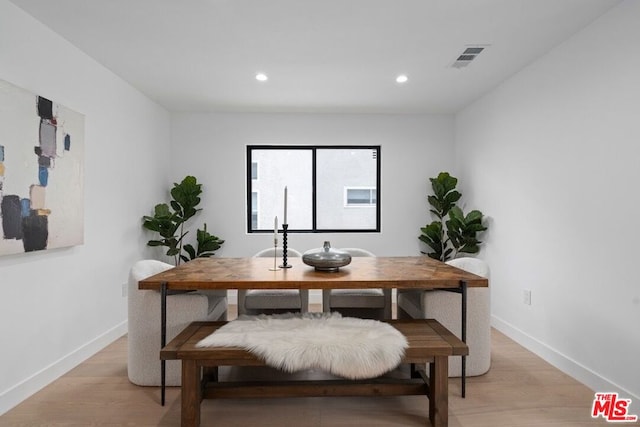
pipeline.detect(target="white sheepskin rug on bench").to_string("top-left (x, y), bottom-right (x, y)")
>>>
top-left (196, 312), bottom-right (408, 380)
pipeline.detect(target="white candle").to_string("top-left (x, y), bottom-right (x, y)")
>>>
top-left (274, 216), bottom-right (278, 242)
top-left (284, 186), bottom-right (288, 224)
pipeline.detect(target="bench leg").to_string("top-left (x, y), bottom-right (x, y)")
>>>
top-left (182, 360), bottom-right (201, 427)
top-left (429, 356), bottom-right (448, 427)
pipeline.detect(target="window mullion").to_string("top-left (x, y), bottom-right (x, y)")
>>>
top-left (311, 147), bottom-right (317, 232)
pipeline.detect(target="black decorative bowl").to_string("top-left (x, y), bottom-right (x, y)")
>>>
top-left (302, 241), bottom-right (352, 272)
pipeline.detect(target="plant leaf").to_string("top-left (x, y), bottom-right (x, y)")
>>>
top-left (166, 248), bottom-right (180, 256)
top-left (183, 244), bottom-right (196, 260)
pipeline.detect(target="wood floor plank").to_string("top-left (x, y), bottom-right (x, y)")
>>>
top-left (0, 305), bottom-right (616, 426)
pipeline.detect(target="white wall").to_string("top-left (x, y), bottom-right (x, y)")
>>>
top-left (170, 113), bottom-right (454, 257)
top-left (0, 1), bottom-right (170, 414)
top-left (455, 0), bottom-right (639, 399)
top-left (170, 113), bottom-right (455, 301)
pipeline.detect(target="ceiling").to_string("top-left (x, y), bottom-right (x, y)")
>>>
top-left (9, 0), bottom-right (620, 114)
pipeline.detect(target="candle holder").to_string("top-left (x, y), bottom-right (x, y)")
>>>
top-left (279, 224), bottom-right (292, 269)
top-left (269, 237), bottom-right (280, 271)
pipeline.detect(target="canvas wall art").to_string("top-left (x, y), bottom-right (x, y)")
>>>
top-left (0, 78), bottom-right (84, 255)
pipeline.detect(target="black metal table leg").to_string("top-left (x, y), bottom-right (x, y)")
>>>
top-left (461, 280), bottom-right (467, 398)
top-left (161, 281), bottom-right (167, 406)
top-left (441, 280), bottom-right (468, 398)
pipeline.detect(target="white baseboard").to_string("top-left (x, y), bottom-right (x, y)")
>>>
top-left (491, 315), bottom-right (638, 400)
top-left (0, 321), bottom-right (128, 416)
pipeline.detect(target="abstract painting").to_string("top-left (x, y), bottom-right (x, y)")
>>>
top-left (0, 78), bottom-right (84, 255)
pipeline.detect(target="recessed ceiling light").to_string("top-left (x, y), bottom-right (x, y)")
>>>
top-left (255, 73), bottom-right (268, 82)
top-left (396, 75), bottom-right (408, 84)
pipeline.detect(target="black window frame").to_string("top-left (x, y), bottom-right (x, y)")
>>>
top-left (246, 145), bottom-right (381, 233)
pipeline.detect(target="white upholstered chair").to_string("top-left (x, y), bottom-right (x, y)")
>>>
top-left (238, 248), bottom-right (307, 315)
top-left (127, 259), bottom-right (227, 386)
top-left (322, 248), bottom-right (392, 320)
top-left (397, 257), bottom-right (490, 378)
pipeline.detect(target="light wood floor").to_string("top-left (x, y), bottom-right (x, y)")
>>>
top-left (2, 305), bottom-right (618, 427)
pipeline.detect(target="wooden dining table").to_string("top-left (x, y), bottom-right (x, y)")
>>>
top-left (138, 256), bottom-right (489, 405)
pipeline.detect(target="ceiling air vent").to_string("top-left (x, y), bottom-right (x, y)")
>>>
top-left (451, 46), bottom-right (487, 69)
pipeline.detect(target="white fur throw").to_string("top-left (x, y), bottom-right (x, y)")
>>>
top-left (196, 312), bottom-right (408, 379)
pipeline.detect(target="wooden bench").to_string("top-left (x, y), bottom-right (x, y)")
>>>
top-left (161, 319), bottom-right (468, 427)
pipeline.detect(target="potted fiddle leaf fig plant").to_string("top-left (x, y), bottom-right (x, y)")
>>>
top-left (419, 172), bottom-right (487, 261)
top-left (142, 175), bottom-right (224, 265)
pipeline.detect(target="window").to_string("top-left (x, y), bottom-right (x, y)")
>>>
top-left (247, 145), bottom-right (380, 233)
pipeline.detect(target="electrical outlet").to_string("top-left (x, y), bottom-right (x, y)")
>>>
top-left (523, 289), bottom-right (532, 305)
top-left (122, 283), bottom-right (128, 298)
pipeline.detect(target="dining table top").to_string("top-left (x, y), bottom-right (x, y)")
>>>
top-left (138, 256), bottom-right (488, 291)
